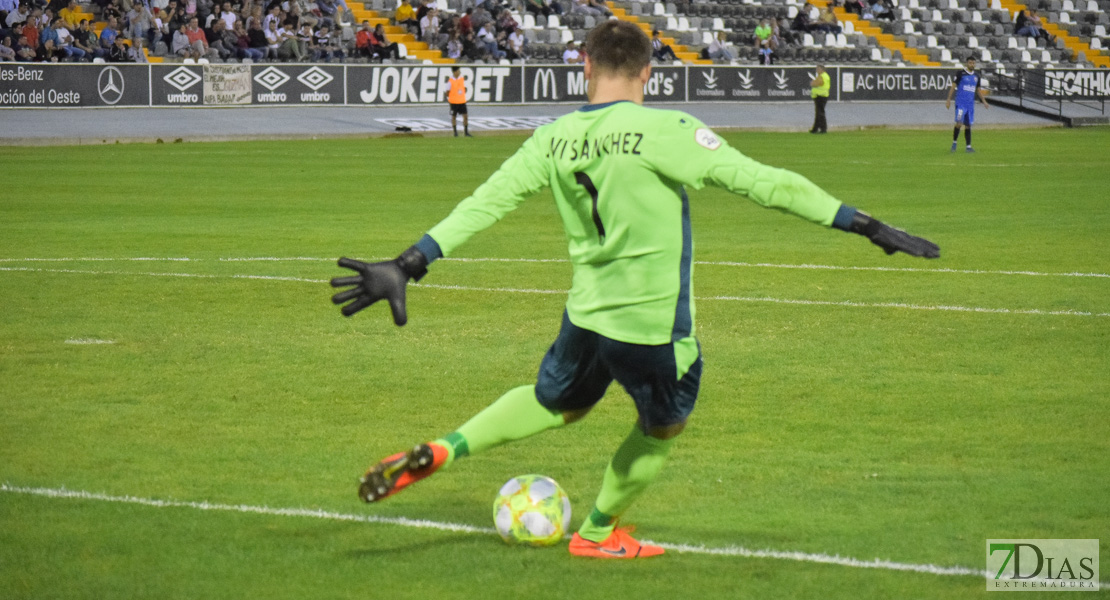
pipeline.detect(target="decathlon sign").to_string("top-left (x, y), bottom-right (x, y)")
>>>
top-left (1035, 69), bottom-right (1110, 99)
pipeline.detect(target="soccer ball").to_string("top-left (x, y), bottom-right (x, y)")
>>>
top-left (492, 474), bottom-right (572, 547)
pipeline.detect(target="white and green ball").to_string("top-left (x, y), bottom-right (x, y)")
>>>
top-left (492, 474), bottom-right (572, 547)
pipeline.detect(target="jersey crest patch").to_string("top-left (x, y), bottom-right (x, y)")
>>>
top-left (695, 128), bottom-right (721, 150)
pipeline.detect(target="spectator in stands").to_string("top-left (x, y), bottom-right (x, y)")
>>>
top-left (0, 0), bottom-right (16, 26)
top-left (53, 15), bottom-right (85, 59)
top-left (219, 2), bottom-right (237, 28)
top-left (6, 4), bottom-right (29, 29)
top-left (650, 29), bottom-right (676, 62)
top-left (414, 0), bottom-right (432, 31)
top-left (506, 25), bottom-right (525, 60)
top-left (267, 19), bottom-right (302, 59)
top-left (71, 18), bottom-right (94, 54)
top-left (706, 30), bottom-right (733, 61)
top-left (20, 15), bottom-right (39, 49)
top-left (441, 29), bottom-right (460, 58)
top-left (371, 22), bottom-right (399, 60)
top-left (420, 7), bottom-right (444, 49)
top-left (172, 22), bottom-right (197, 57)
top-left (354, 19), bottom-right (371, 55)
top-left (814, 5), bottom-right (841, 34)
top-left (185, 16), bottom-right (217, 58)
top-left (15, 33), bottom-right (35, 60)
top-left (37, 36), bottom-right (62, 61)
top-left (755, 18), bottom-right (776, 63)
top-left (1015, 9), bottom-right (1053, 43)
top-left (244, 4), bottom-right (263, 28)
top-left (128, 1), bottom-right (154, 43)
top-left (106, 31), bottom-right (130, 60)
top-left (571, 0), bottom-right (607, 17)
top-left (130, 36), bottom-right (148, 61)
top-left (295, 20), bottom-right (313, 54)
top-left (792, 2), bottom-right (814, 33)
top-left (58, 0), bottom-right (80, 28)
top-left (562, 38), bottom-right (581, 63)
top-left (235, 19), bottom-right (263, 59)
top-left (101, 0), bottom-right (123, 24)
top-left (165, 1), bottom-right (188, 34)
top-left (497, 7), bottom-right (518, 31)
top-left (864, 0), bottom-right (895, 21)
top-left (205, 15), bottom-right (233, 58)
top-left (261, 5), bottom-right (281, 31)
top-left (38, 14), bottom-right (57, 45)
top-left (312, 23), bottom-right (341, 61)
top-left (218, 14), bottom-right (240, 54)
top-left (315, 0), bottom-right (339, 29)
top-left (841, 0), bottom-right (865, 15)
top-left (394, 0), bottom-right (417, 34)
top-left (469, 5), bottom-right (493, 32)
top-left (0, 35), bottom-right (15, 60)
top-left (523, 0), bottom-right (552, 18)
top-left (475, 21), bottom-right (503, 59)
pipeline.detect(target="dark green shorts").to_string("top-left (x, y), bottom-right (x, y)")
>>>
top-left (534, 312), bottom-right (702, 431)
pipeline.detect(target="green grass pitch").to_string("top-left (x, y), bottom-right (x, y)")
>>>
top-left (1, 127), bottom-right (1108, 599)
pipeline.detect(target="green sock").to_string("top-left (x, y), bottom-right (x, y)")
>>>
top-left (577, 426), bottom-right (675, 543)
top-left (435, 385), bottom-right (564, 468)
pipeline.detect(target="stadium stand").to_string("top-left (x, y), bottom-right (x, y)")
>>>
top-left (4, 0), bottom-right (1107, 68)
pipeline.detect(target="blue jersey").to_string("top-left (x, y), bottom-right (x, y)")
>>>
top-left (953, 69), bottom-right (980, 107)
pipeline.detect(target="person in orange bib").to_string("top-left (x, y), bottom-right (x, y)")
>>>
top-left (446, 66), bottom-right (472, 137)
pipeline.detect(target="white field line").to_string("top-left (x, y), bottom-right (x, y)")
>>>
top-left (1, 256), bottom-right (1107, 279)
top-left (2, 266), bottom-right (1108, 319)
top-left (64, 339), bottom-right (116, 345)
top-left (11, 482), bottom-right (1103, 586)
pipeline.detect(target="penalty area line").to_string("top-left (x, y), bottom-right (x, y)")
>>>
top-left (0, 483), bottom-right (1042, 582)
top-left (1, 267), bottom-right (1108, 318)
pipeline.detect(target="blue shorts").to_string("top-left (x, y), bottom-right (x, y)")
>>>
top-left (955, 104), bottom-right (974, 126)
top-left (534, 312), bottom-right (702, 432)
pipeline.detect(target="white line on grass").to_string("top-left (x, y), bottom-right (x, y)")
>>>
top-left (64, 339), bottom-right (116, 345)
top-left (3, 256), bottom-right (1108, 279)
top-left (2, 267), bottom-right (1108, 319)
top-left (10, 482), bottom-right (1096, 585)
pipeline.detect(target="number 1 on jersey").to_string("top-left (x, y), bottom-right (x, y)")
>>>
top-left (574, 171), bottom-right (605, 242)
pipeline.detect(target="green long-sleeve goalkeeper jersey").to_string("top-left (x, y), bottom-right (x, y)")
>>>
top-left (426, 100), bottom-right (843, 346)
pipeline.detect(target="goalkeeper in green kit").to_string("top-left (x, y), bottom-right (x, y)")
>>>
top-left (331, 21), bottom-right (939, 559)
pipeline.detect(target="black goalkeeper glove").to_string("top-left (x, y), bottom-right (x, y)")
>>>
top-left (329, 246), bottom-right (429, 324)
top-left (848, 211), bottom-right (940, 258)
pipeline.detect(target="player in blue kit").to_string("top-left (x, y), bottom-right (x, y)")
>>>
top-left (945, 55), bottom-right (990, 153)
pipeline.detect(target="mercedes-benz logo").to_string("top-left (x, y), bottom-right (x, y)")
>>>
top-left (97, 66), bottom-right (125, 105)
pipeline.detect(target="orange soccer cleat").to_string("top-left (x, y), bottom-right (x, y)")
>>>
top-left (358, 442), bottom-right (449, 503)
top-left (568, 526), bottom-right (665, 559)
